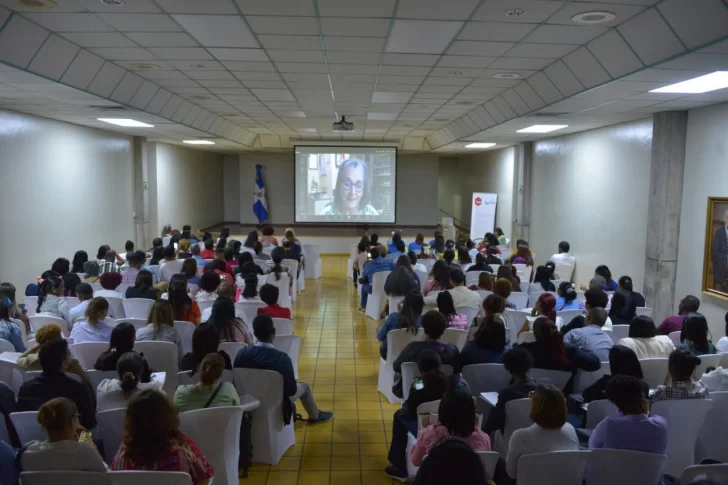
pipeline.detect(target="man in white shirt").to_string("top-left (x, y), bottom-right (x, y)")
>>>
top-left (68, 284), bottom-right (93, 323)
top-left (159, 246), bottom-right (184, 283)
top-left (423, 269), bottom-right (480, 308)
top-left (549, 241), bottom-right (576, 267)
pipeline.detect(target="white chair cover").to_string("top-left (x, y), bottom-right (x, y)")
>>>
top-left (10, 411), bottom-right (44, 444)
top-left (503, 310), bottom-right (531, 344)
top-left (0, 340), bottom-right (14, 353)
top-left (415, 270), bottom-right (428, 291)
top-left (28, 315), bottom-right (68, 337)
top-left (680, 464), bottom-right (728, 484)
top-left (266, 273), bottom-right (291, 310)
top-left (635, 307), bottom-right (653, 317)
top-left (235, 301), bottom-right (267, 327)
top-left (557, 309), bottom-right (583, 327)
top-left (442, 328), bottom-right (468, 351)
top-left (455, 306), bottom-right (480, 328)
top-left (554, 264), bottom-right (574, 282)
top-left (477, 451), bottom-right (500, 482)
top-left (668, 331), bottom-right (681, 346)
top-left (694, 353), bottom-right (723, 378)
top-left (639, 358), bottom-right (669, 388)
top-left (530, 368), bottom-right (572, 391)
top-left (475, 290), bottom-right (493, 302)
top-left (271, 318), bottom-right (293, 335)
top-left (508, 292), bottom-right (528, 310)
top-left (273, 335), bottom-right (301, 380)
top-left (70, 342), bottom-right (109, 370)
top-left (517, 331), bottom-right (535, 344)
top-left (115, 318), bottom-right (147, 331)
top-left (609, 325), bottom-right (630, 345)
top-left (366, 271), bottom-right (391, 320)
top-left (466, 271), bottom-right (486, 287)
top-left (86, 370), bottom-right (116, 391)
top-left (173, 320), bottom-right (196, 356)
top-left (219, 341), bottom-right (247, 362)
top-left (584, 399), bottom-right (619, 429)
top-left (104, 296), bottom-right (125, 320)
top-left (516, 451), bottom-right (591, 485)
top-left (134, 341), bottom-right (178, 395)
top-left (651, 398), bottom-right (713, 476)
top-left (378, 328), bottom-right (425, 404)
top-left (494, 398), bottom-right (531, 456)
top-left (572, 364), bottom-right (610, 393)
top-left (302, 244), bottom-right (322, 280)
top-left (121, 299), bottom-right (154, 319)
top-left (108, 471), bottom-right (192, 485)
top-left (96, 407), bottom-right (126, 464)
top-left (20, 471), bottom-right (109, 485)
top-left (696, 391), bottom-right (728, 463)
top-left (400, 362), bottom-right (454, 401)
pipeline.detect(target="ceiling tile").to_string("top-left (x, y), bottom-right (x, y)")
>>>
top-left (24, 13), bottom-right (114, 32)
top-left (138, 70), bottom-right (192, 80)
top-left (656, 53), bottom-right (728, 71)
top-left (377, 74), bottom-right (424, 84)
top-left (562, 47), bottom-right (610, 89)
top-left (372, 91), bottom-right (414, 103)
top-left (250, 89), bottom-right (296, 101)
top-left (320, 18), bottom-right (390, 37)
top-left (222, 61), bottom-right (277, 71)
top-left (184, 70), bottom-right (236, 80)
top-left (113, 60), bottom-right (177, 70)
top-left (379, 65), bottom-right (432, 75)
top-left (424, 76), bottom-right (471, 86)
top-left (489, 57), bottom-right (552, 70)
top-left (387, 20), bottom-right (463, 54)
top-left (368, 112), bottom-right (399, 120)
top-left (618, 8), bottom-right (685, 65)
top-left (234, 0), bottom-right (315, 16)
top-left (318, 0), bottom-right (395, 17)
top-left (526, 24), bottom-right (607, 44)
top-left (208, 48), bottom-right (268, 61)
top-left (472, 1), bottom-right (565, 23)
top-left (479, 68), bottom-right (536, 79)
top-left (397, 0), bottom-right (479, 20)
top-left (428, 67), bottom-right (481, 77)
top-left (172, 15), bottom-right (258, 48)
top-left (155, 0), bottom-right (239, 14)
top-left (60, 32), bottom-right (137, 48)
top-left (446, 41), bottom-right (513, 57)
top-left (504, 43), bottom-right (578, 58)
top-left (459, 22), bottom-right (535, 42)
top-left (544, 60), bottom-right (584, 97)
top-left (87, 62), bottom-right (126, 97)
top-left (95, 13), bottom-right (182, 32)
top-left (437, 55), bottom-right (496, 68)
top-left (658, 0), bottom-right (728, 49)
top-left (699, 39), bottom-right (728, 54)
top-left (325, 36), bottom-right (386, 52)
top-left (513, 82), bottom-right (544, 111)
top-left (60, 50), bottom-right (105, 90)
top-left (418, 85), bottom-right (461, 93)
top-left (247, 16), bottom-right (318, 35)
top-left (587, 30), bottom-right (643, 78)
top-left (546, 2), bottom-right (647, 26)
top-left (110, 72), bottom-right (144, 103)
top-left (526, 72), bottom-right (563, 105)
top-left (27, 35), bottom-right (80, 81)
top-left (259, 35), bottom-right (321, 50)
top-left (0, 15), bottom-right (49, 69)
top-left (327, 51), bottom-right (381, 64)
top-left (329, 64), bottom-right (378, 74)
top-left (90, 48), bottom-right (157, 60)
top-left (125, 32), bottom-right (200, 47)
top-left (233, 72), bottom-right (283, 81)
top-left (267, 49), bottom-right (324, 63)
top-left (274, 62), bottom-right (328, 73)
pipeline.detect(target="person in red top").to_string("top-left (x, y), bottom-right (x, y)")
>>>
top-left (214, 248), bottom-right (235, 279)
top-left (257, 284), bottom-right (292, 320)
top-left (112, 389), bottom-right (213, 485)
top-left (200, 239), bottom-right (215, 260)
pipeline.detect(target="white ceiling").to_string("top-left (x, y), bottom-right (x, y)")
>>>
top-left (0, 0), bottom-right (725, 153)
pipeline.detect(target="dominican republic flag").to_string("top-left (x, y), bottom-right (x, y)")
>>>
top-left (254, 164), bottom-right (268, 223)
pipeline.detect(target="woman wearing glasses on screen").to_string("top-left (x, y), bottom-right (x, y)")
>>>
top-left (322, 159), bottom-right (380, 216)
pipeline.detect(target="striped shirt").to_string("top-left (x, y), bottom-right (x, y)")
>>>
top-left (265, 261), bottom-right (293, 285)
top-left (99, 261), bottom-right (121, 274)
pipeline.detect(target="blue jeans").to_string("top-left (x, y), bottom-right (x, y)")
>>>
top-left (360, 283), bottom-right (372, 307)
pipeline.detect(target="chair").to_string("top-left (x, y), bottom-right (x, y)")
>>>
top-left (61, 296), bottom-right (81, 310)
top-left (696, 391), bottom-right (728, 463)
top-left (272, 318), bottom-right (293, 335)
top-left (302, 244), bottom-right (322, 279)
top-left (133, 341), bottom-right (178, 395)
top-left (576, 291), bottom-right (586, 305)
top-left (572, 364), bottom-right (610, 393)
top-left (651, 398), bottom-right (713, 476)
top-left (104, 296), bottom-right (125, 319)
top-left (378, 328), bottom-right (424, 404)
top-left (10, 411), bottom-right (44, 444)
top-left (273, 335), bottom-right (301, 380)
top-left (508, 292), bottom-right (528, 310)
top-left (388, 295), bottom-right (404, 316)
top-left (187, 284), bottom-right (199, 297)
top-left (585, 449), bottom-right (666, 485)
top-left (10, 318), bottom-right (28, 346)
top-left (235, 300), bottom-right (267, 326)
top-left (24, 370), bottom-right (81, 383)
top-left (86, 370), bottom-right (116, 391)
top-left (196, 299), bottom-right (215, 314)
top-left (466, 271), bottom-right (485, 287)
top-left (421, 259), bottom-right (435, 272)
top-left (517, 450), bottom-right (591, 485)
top-left (639, 358), bottom-right (668, 388)
top-left (503, 310), bottom-right (531, 344)
top-left (475, 290), bottom-right (492, 302)
top-left (530, 368), bottom-right (572, 391)
top-left (668, 331), bottom-right (681, 346)
top-left (400, 362), bottom-right (454, 401)
top-left (517, 331), bottom-right (535, 343)
top-left (266, 273), bottom-right (292, 309)
top-left (405, 400), bottom-right (442, 477)
top-left (179, 406), bottom-right (244, 485)
top-left (680, 464), bottom-right (728, 484)
top-left (70, 342), bottom-right (109, 370)
top-left (366, 271), bottom-right (391, 320)
top-left (121, 299), bottom-right (154, 319)
top-left (477, 451), bottom-right (500, 482)
top-left (415, 270), bottom-right (428, 291)
top-left (0, 340), bottom-right (14, 353)
top-left (28, 315), bottom-right (68, 337)
top-left (584, 399), bottom-right (619, 429)
top-left (512, 264), bottom-right (532, 282)
top-left (527, 291), bottom-right (544, 308)
top-left (554, 264), bottom-right (574, 282)
top-left (442, 328), bottom-right (468, 351)
top-left (173, 321), bottom-right (196, 356)
top-left (108, 471), bottom-right (192, 485)
top-left (493, 398), bottom-right (531, 455)
top-left (159, 260), bottom-right (184, 283)
top-left (609, 325), bottom-right (630, 344)
top-left (219, 341), bottom-right (247, 362)
top-left (233, 368), bottom-right (295, 464)
top-left (455, 306), bottom-right (480, 328)
top-left (115, 318), bottom-right (147, 331)
top-left (635, 307), bottom-right (653, 317)
top-left (24, 296), bottom-right (38, 317)
top-left (20, 471), bottom-right (109, 485)
top-left (557, 309), bottom-right (583, 327)
top-left (96, 407), bottom-right (126, 464)
top-left (694, 353), bottom-right (723, 378)
top-left (462, 363), bottom-right (512, 401)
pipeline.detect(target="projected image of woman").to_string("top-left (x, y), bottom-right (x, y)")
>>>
top-left (322, 159), bottom-right (379, 216)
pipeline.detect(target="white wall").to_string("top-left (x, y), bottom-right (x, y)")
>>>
top-left (530, 119), bottom-right (654, 289)
top-left (0, 109), bottom-right (134, 287)
top-left (222, 155), bottom-right (240, 222)
top-left (154, 143), bottom-right (224, 232)
top-left (676, 102), bottom-right (728, 338)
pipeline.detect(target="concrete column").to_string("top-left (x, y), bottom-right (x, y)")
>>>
top-left (512, 142), bottom-right (533, 245)
top-left (644, 111), bottom-right (688, 323)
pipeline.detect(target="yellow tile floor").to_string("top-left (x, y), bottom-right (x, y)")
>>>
top-left (242, 255), bottom-right (400, 485)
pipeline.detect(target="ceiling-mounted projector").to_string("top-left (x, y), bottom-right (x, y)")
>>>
top-left (332, 116), bottom-right (354, 132)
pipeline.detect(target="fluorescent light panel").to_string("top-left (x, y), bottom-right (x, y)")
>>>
top-left (650, 71), bottom-right (728, 94)
top-left (97, 118), bottom-right (154, 127)
top-left (465, 143), bottom-right (496, 148)
top-left (517, 124), bottom-right (568, 133)
top-left (183, 140), bottom-right (215, 145)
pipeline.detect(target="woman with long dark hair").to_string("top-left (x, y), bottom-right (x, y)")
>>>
top-left (97, 352), bottom-right (160, 412)
top-left (322, 158), bottom-right (379, 216)
top-left (618, 275), bottom-right (646, 307)
top-left (181, 321), bottom-right (233, 374)
top-left (459, 313), bottom-right (509, 368)
top-left (582, 345), bottom-right (648, 403)
top-left (423, 260), bottom-right (451, 296)
top-left (95, 322), bottom-right (152, 380)
top-left (608, 290), bottom-right (637, 327)
top-left (555, 282), bottom-right (580, 311)
top-left (266, 246), bottom-right (293, 285)
top-left (0, 297), bottom-right (26, 351)
top-left (207, 297), bottom-right (252, 344)
top-left (37, 276), bottom-right (70, 324)
top-left (678, 313), bottom-right (717, 355)
top-left (619, 315), bottom-right (675, 359)
top-left (528, 266), bottom-right (556, 293)
top-left (437, 291), bottom-right (468, 330)
top-left (243, 230), bottom-right (258, 250)
top-left (378, 292), bottom-right (424, 359)
top-left (595, 265), bottom-right (618, 291)
top-left (519, 317), bottom-right (601, 374)
top-left (168, 280), bottom-right (201, 324)
top-left (71, 251), bottom-right (89, 274)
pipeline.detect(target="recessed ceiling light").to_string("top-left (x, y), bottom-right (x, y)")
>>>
top-left (189, 64), bottom-right (205, 69)
top-left (183, 140), bottom-right (215, 145)
top-left (455, 101), bottom-right (474, 105)
top-left (572, 11), bottom-right (616, 24)
top-left (504, 8), bottom-right (526, 17)
top-left (649, 71), bottom-right (728, 94)
top-left (14, 0), bottom-right (57, 9)
top-left (132, 63), bottom-right (160, 70)
top-left (449, 71), bottom-right (463, 76)
top-left (517, 124), bottom-right (568, 133)
top-left (100, 0), bottom-right (124, 5)
top-left (97, 118), bottom-right (153, 127)
top-left (494, 73), bottom-right (521, 79)
top-left (466, 143), bottom-right (496, 148)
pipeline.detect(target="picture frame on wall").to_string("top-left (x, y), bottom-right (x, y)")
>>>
top-left (703, 197), bottom-right (728, 299)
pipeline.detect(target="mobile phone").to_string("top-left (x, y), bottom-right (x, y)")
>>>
top-left (79, 430), bottom-right (93, 443)
top-left (413, 377), bottom-right (424, 390)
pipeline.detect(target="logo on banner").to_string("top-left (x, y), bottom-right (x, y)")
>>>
top-left (474, 197), bottom-right (482, 206)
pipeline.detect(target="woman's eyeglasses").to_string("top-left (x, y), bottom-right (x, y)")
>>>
top-left (342, 180), bottom-right (364, 192)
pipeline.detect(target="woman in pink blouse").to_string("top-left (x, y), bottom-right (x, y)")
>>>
top-left (422, 260), bottom-right (452, 296)
top-left (436, 291), bottom-right (469, 330)
top-left (411, 389), bottom-right (491, 466)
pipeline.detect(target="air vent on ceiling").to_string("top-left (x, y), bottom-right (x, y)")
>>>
top-left (91, 106), bottom-right (128, 111)
top-left (528, 112), bottom-right (569, 118)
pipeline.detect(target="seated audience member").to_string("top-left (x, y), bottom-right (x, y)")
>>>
top-left (180, 322), bottom-right (233, 374)
top-left (589, 375), bottom-right (667, 454)
top-left (520, 293), bottom-right (563, 334)
top-left (549, 241), bottom-right (576, 266)
top-left (257, 283), bottom-right (292, 320)
top-left (716, 313), bottom-right (728, 353)
top-left (506, 384), bottom-right (579, 480)
top-left (469, 272), bottom-right (493, 292)
top-left (579, 276), bottom-right (611, 310)
top-left (99, 249), bottom-right (123, 274)
top-left (260, 226), bottom-right (277, 246)
top-left (618, 275), bottom-right (646, 307)
top-left (458, 314), bottom-right (510, 370)
top-left (359, 246), bottom-right (396, 310)
top-left (650, 349), bottom-right (709, 403)
top-left (61, 273), bottom-right (81, 298)
top-left (388, 232), bottom-right (403, 254)
top-left (235, 315), bottom-right (333, 424)
top-left (583, 345), bottom-right (648, 403)
top-left (97, 352), bottom-right (162, 412)
top-left (386, 349), bottom-right (449, 481)
top-left (457, 248), bottom-right (472, 269)
top-left (37, 276), bottom-right (70, 323)
top-left (678, 313), bottom-right (717, 355)
top-left (253, 241), bottom-right (270, 261)
top-left (494, 227), bottom-right (507, 246)
top-left (0, 298), bottom-right (26, 352)
top-left (544, 261), bottom-right (559, 280)
top-left (149, 247), bottom-right (165, 267)
top-left (385, 255), bottom-right (420, 296)
top-left (409, 251), bottom-right (427, 274)
top-left (71, 250), bottom-right (89, 274)
top-left (19, 397), bottom-right (107, 473)
top-left (424, 269), bottom-right (480, 309)
top-left (27, 270), bottom-right (60, 297)
top-left (520, 317), bottom-right (601, 373)
top-left (125, 270), bottom-right (159, 300)
top-left (95, 322), bottom-right (151, 382)
top-left (409, 233), bottom-right (425, 253)
top-left (168, 280), bottom-right (201, 325)
top-left (608, 290), bottom-right (636, 327)
top-left (195, 271), bottom-right (221, 303)
top-left (466, 253), bottom-right (493, 274)
top-left (618, 315), bottom-right (675, 359)
top-left (485, 246), bottom-right (503, 266)
top-left (423, 260), bottom-right (452, 296)
top-left (497, 265), bottom-right (520, 291)
top-left (17, 326), bottom-right (90, 389)
top-left (378, 293), bottom-right (424, 359)
top-left (528, 266), bottom-right (556, 293)
top-left (17, 339), bottom-right (96, 429)
top-left (563, 307), bottom-right (613, 362)
top-left (658, 295), bottom-right (700, 335)
top-left (200, 238), bottom-right (215, 260)
top-left (159, 247), bottom-right (181, 283)
top-left (442, 249), bottom-right (457, 267)
top-left (410, 389), bottom-right (491, 467)
top-left (111, 389), bottom-right (214, 484)
top-left (412, 438), bottom-right (489, 485)
top-left (465, 239), bottom-right (478, 259)
top-left (200, 282), bottom-right (238, 320)
top-left (136, 300), bottom-right (183, 361)
top-left (190, 244), bottom-right (206, 267)
top-left (387, 240), bottom-right (407, 261)
top-left (267, 246), bottom-right (295, 285)
top-left (243, 230), bottom-right (259, 253)
top-left (174, 353), bottom-right (239, 413)
top-left (508, 247), bottom-right (533, 267)
top-left (121, 251), bottom-right (144, 285)
top-left (595, 265), bottom-right (618, 291)
top-left (494, 278), bottom-right (516, 310)
top-left (69, 283), bottom-right (94, 322)
top-left (70, 297), bottom-right (114, 344)
top-left (555, 282), bottom-right (580, 311)
top-left (181, 259), bottom-right (199, 286)
top-left (352, 241), bottom-right (369, 284)
top-left (282, 239), bottom-right (303, 265)
top-left (394, 311), bottom-right (459, 373)
top-left (437, 291), bottom-right (469, 330)
top-left (214, 248), bottom-right (234, 279)
top-left (147, 237), bottom-right (164, 255)
top-left (208, 297), bottom-right (253, 345)
top-left (0, 281), bottom-right (29, 330)
top-left (177, 239), bottom-right (191, 260)
top-left (561, 288), bottom-right (612, 334)
top-left (240, 275), bottom-right (259, 301)
top-left (95, 272), bottom-right (124, 300)
top-left (236, 253), bottom-right (265, 279)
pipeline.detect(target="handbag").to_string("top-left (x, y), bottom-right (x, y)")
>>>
top-left (204, 383), bottom-right (223, 408)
